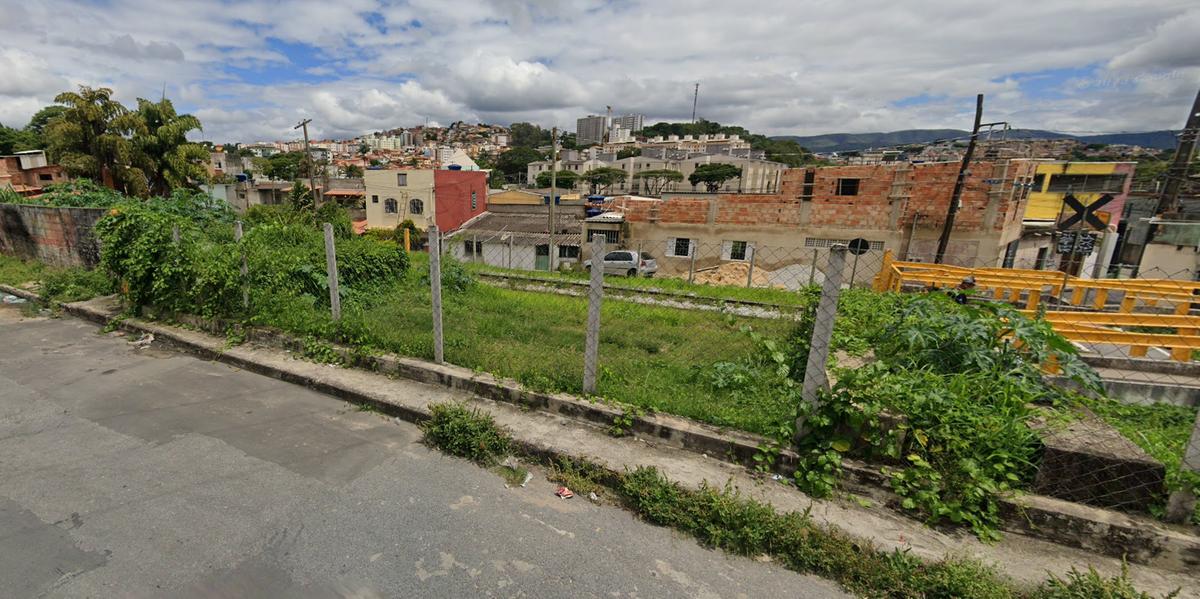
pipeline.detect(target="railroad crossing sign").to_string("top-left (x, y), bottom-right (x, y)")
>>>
top-left (1057, 193), bottom-right (1113, 231)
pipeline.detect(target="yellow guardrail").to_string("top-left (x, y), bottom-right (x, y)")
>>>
top-left (871, 251), bottom-right (1200, 361)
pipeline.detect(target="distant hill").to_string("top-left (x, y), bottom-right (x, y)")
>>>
top-left (771, 129), bottom-right (1180, 152)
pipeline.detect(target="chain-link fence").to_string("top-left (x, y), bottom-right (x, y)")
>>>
top-left (313, 225), bottom-right (1200, 527)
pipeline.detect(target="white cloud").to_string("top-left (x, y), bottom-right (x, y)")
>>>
top-left (1, 0), bottom-right (1197, 140)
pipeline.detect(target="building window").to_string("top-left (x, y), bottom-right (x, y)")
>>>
top-left (463, 240), bottom-right (481, 255)
top-left (38, 173), bottom-right (53, 182)
top-left (587, 230), bottom-right (619, 244)
top-left (397, 173), bottom-right (408, 186)
top-left (1045, 174), bottom-right (1126, 193)
top-left (372, 195), bottom-right (379, 204)
top-left (836, 178), bottom-right (860, 196)
top-left (669, 237), bottom-right (692, 258)
top-left (409, 198), bottom-right (423, 214)
top-left (558, 245), bottom-right (580, 259)
top-left (804, 237), bottom-right (884, 250)
top-left (384, 198), bottom-right (397, 214)
top-left (726, 240), bottom-right (748, 261)
top-left (801, 169), bottom-right (815, 200)
top-left (1030, 174), bottom-right (1045, 192)
top-left (471, 191), bottom-right (477, 210)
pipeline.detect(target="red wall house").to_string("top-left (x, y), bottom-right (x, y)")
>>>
top-left (434, 169), bottom-right (487, 232)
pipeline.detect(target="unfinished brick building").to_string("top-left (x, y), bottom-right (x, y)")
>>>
top-left (586, 159), bottom-right (1040, 278)
top-left (0, 151), bottom-right (68, 196)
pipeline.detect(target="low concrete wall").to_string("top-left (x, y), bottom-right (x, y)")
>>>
top-left (0, 204), bottom-right (107, 268)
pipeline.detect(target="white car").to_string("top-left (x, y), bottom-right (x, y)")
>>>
top-left (584, 250), bottom-right (658, 277)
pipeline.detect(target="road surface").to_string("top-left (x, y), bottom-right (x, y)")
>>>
top-left (0, 305), bottom-right (846, 598)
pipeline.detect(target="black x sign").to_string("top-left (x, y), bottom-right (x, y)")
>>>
top-left (1058, 193), bottom-right (1112, 231)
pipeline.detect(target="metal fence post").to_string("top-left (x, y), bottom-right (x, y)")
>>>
top-left (849, 251), bottom-right (861, 288)
top-left (323, 223), bottom-right (341, 321)
top-left (636, 241), bottom-right (644, 277)
top-left (1165, 409), bottom-right (1200, 522)
top-left (808, 248), bottom-right (818, 286)
top-left (583, 234), bottom-right (605, 393)
top-left (746, 245), bottom-right (756, 288)
top-left (234, 220), bottom-right (248, 310)
top-left (795, 245), bottom-right (848, 443)
top-left (429, 224), bottom-right (444, 364)
top-left (688, 241), bottom-right (697, 284)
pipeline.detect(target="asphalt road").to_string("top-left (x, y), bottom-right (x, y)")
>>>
top-left (0, 305), bottom-right (846, 598)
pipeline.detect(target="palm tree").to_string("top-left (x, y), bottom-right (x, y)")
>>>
top-left (46, 86), bottom-right (149, 196)
top-left (133, 97), bottom-right (207, 195)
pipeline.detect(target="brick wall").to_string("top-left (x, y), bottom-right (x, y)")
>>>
top-left (433, 170), bottom-right (488, 231)
top-left (0, 204), bottom-right (107, 268)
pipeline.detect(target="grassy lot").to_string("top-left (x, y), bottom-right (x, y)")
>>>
top-left (256, 253), bottom-right (800, 434)
top-left (463, 261), bottom-right (813, 307)
top-left (0, 255), bottom-right (44, 287)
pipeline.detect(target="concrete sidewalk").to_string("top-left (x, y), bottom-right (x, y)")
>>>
top-left (0, 306), bottom-right (846, 598)
top-left (4, 296), bottom-right (1199, 598)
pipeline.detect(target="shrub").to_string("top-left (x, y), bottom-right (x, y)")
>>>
top-left (421, 403), bottom-right (511, 466)
top-left (1033, 566), bottom-right (1176, 599)
top-left (39, 267), bottom-right (116, 303)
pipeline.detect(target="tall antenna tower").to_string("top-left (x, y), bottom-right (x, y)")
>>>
top-left (691, 83), bottom-right (699, 123)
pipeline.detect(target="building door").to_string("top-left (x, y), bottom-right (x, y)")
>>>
top-left (535, 244), bottom-right (550, 271)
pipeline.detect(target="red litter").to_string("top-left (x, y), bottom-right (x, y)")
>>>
top-left (555, 486), bottom-right (575, 499)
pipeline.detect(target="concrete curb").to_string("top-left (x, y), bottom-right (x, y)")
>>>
top-left (5, 283), bottom-right (1198, 574)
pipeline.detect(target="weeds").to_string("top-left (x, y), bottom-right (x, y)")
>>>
top-left (420, 403), bottom-right (511, 466)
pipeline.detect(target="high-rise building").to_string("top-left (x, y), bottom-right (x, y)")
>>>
top-left (613, 113), bottom-right (645, 133)
top-left (576, 115), bottom-right (608, 146)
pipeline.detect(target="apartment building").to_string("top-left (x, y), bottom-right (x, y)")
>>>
top-left (364, 168), bottom-right (487, 232)
top-left (576, 115), bottom-right (608, 146)
top-left (527, 154), bottom-right (786, 195)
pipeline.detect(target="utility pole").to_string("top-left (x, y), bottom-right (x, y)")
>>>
top-left (548, 126), bottom-right (558, 272)
top-left (1155, 87), bottom-right (1200, 215)
top-left (934, 94), bottom-right (984, 264)
top-left (294, 118), bottom-right (319, 209)
top-left (691, 83), bottom-right (700, 124)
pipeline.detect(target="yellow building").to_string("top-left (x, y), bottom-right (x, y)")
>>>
top-left (1022, 161), bottom-right (1135, 224)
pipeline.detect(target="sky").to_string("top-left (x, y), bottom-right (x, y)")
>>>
top-left (0, 0), bottom-right (1197, 143)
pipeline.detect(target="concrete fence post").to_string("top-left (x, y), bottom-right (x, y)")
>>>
top-left (171, 224), bottom-right (180, 243)
top-left (849, 251), bottom-right (861, 288)
top-left (429, 224), bottom-right (444, 364)
top-left (322, 223), bottom-right (341, 321)
top-left (507, 235), bottom-right (514, 269)
top-left (583, 234), bottom-right (605, 394)
top-left (234, 220), bottom-right (248, 310)
top-left (472, 234), bottom-right (479, 264)
top-left (746, 245), bottom-right (756, 288)
top-left (688, 241), bottom-right (697, 284)
top-left (635, 241), bottom-right (644, 277)
top-left (794, 245), bottom-right (848, 443)
top-left (1165, 409), bottom-right (1200, 522)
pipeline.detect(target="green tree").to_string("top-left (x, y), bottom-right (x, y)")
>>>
top-left (689, 163), bottom-right (741, 192)
top-left (535, 170), bottom-right (579, 189)
top-left (358, 142), bottom-right (370, 157)
top-left (46, 85), bottom-right (150, 196)
top-left (508, 122), bottom-right (551, 148)
top-left (581, 167), bottom-right (627, 194)
top-left (132, 97), bottom-right (208, 195)
top-left (343, 164), bottom-right (364, 178)
top-left (616, 147), bottom-right (642, 159)
top-left (264, 151), bottom-right (306, 181)
top-left (289, 180), bottom-right (313, 210)
top-left (26, 105), bottom-right (67, 138)
top-left (632, 169), bottom-right (683, 196)
top-left (495, 146), bottom-right (543, 185)
top-left (0, 123), bottom-right (38, 154)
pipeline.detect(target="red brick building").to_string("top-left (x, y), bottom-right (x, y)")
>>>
top-left (0, 151), bottom-right (68, 196)
top-left (433, 169), bottom-right (488, 232)
top-left (588, 159), bottom-right (1040, 273)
